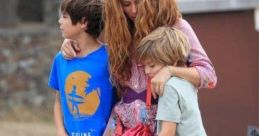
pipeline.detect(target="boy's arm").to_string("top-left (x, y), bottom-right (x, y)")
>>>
top-left (159, 121), bottom-right (176, 136)
top-left (54, 92), bottom-right (67, 136)
top-left (156, 84), bottom-right (181, 136)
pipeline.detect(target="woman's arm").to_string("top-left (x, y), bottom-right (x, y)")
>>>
top-left (170, 66), bottom-right (200, 86)
top-left (151, 19), bottom-right (217, 98)
top-left (54, 92), bottom-right (67, 136)
top-left (178, 19), bottom-right (217, 89)
top-left (151, 66), bottom-right (199, 98)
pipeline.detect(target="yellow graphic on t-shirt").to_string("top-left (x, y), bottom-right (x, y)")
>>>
top-left (65, 71), bottom-right (100, 118)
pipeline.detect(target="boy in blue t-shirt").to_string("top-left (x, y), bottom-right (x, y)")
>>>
top-left (48, 0), bottom-right (114, 135)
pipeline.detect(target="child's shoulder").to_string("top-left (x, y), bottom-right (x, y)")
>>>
top-left (101, 43), bottom-right (109, 50)
top-left (93, 44), bottom-right (109, 57)
top-left (98, 43), bottom-right (110, 57)
top-left (166, 76), bottom-right (190, 85)
top-left (165, 77), bottom-right (196, 92)
top-left (52, 51), bottom-right (66, 63)
top-left (53, 51), bottom-right (63, 59)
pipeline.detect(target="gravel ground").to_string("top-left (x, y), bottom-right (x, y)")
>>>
top-left (0, 121), bottom-right (55, 136)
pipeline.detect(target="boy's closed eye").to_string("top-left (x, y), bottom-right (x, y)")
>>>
top-left (143, 60), bottom-right (165, 77)
top-left (148, 64), bottom-right (156, 69)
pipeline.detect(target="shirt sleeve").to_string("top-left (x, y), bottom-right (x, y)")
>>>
top-left (48, 53), bottom-right (60, 91)
top-left (156, 85), bottom-right (181, 123)
top-left (175, 19), bottom-right (217, 89)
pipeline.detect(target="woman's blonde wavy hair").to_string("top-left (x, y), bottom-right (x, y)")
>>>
top-left (103, 0), bottom-right (135, 87)
top-left (135, 0), bottom-right (182, 44)
top-left (103, 0), bottom-right (182, 87)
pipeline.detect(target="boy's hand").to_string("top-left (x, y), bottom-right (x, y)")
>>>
top-left (61, 39), bottom-right (80, 59)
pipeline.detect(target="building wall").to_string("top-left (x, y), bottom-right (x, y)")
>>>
top-left (184, 10), bottom-right (258, 136)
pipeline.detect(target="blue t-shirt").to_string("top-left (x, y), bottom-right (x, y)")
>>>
top-left (48, 45), bottom-right (115, 136)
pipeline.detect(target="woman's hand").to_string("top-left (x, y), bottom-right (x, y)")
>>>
top-left (151, 66), bottom-right (172, 99)
top-left (61, 39), bottom-right (80, 59)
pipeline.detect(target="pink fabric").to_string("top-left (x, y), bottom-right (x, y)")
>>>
top-left (103, 18), bottom-right (217, 136)
top-left (174, 18), bottom-right (217, 88)
top-left (114, 100), bottom-right (157, 133)
top-left (126, 62), bottom-right (147, 93)
top-left (103, 100), bottom-right (157, 136)
top-left (127, 18), bottom-right (217, 90)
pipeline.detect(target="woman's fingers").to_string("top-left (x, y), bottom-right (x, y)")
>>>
top-left (61, 39), bottom-right (78, 59)
top-left (62, 44), bottom-right (73, 58)
top-left (71, 40), bottom-right (81, 53)
top-left (151, 66), bottom-right (172, 96)
top-left (67, 40), bottom-right (77, 57)
top-left (152, 79), bottom-right (165, 96)
top-left (158, 82), bottom-right (165, 96)
top-left (151, 79), bottom-right (158, 99)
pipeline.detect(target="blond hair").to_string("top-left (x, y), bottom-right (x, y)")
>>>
top-left (103, 0), bottom-right (134, 86)
top-left (136, 27), bottom-right (190, 67)
top-left (135, 0), bottom-right (182, 44)
top-left (103, 0), bottom-right (182, 87)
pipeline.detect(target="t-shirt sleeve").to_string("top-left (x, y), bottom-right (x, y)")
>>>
top-left (156, 85), bottom-right (181, 123)
top-left (48, 54), bottom-right (60, 91)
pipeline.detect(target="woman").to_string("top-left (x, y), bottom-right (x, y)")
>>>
top-left (61, 0), bottom-right (217, 134)
top-left (105, 0), bottom-right (216, 93)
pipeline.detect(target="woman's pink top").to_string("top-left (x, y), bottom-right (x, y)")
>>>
top-left (127, 18), bottom-right (217, 96)
top-left (103, 18), bottom-right (217, 135)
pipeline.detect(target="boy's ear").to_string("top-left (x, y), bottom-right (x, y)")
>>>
top-left (80, 18), bottom-right (88, 30)
top-left (80, 21), bottom-right (88, 30)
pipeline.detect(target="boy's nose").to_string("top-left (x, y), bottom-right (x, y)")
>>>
top-left (144, 67), bottom-right (151, 75)
top-left (58, 18), bottom-right (62, 24)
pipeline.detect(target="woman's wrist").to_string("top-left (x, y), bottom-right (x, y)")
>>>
top-left (166, 65), bottom-right (174, 77)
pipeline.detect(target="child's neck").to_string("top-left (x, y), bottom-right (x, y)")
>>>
top-left (74, 33), bottom-right (101, 57)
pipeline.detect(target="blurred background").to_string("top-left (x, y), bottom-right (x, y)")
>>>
top-left (0, 0), bottom-right (60, 135)
top-left (0, 0), bottom-right (259, 136)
